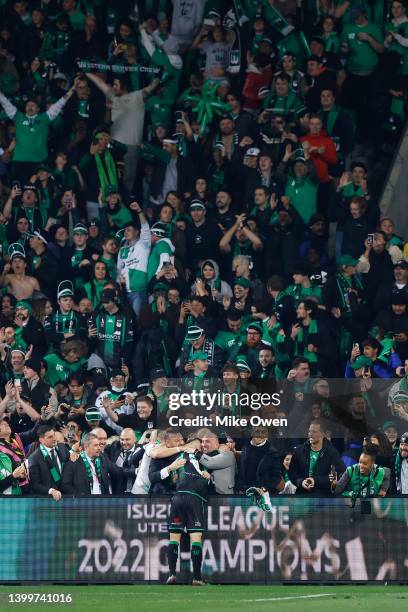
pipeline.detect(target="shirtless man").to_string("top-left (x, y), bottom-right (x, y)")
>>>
top-left (0, 255), bottom-right (39, 300)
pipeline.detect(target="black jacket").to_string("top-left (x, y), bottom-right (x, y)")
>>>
top-left (148, 456), bottom-right (178, 494)
top-left (15, 316), bottom-right (46, 358)
top-left (28, 443), bottom-right (71, 495)
top-left (289, 439), bottom-right (345, 495)
top-left (60, 454), bottom-right (123, 496)
top-left (150, 154), bottom-right (196, 200)
top-left (104, 441), bottom-right (144, 494)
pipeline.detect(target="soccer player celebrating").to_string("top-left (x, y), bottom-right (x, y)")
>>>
top-left (166, 439), bottom-right (211, 586)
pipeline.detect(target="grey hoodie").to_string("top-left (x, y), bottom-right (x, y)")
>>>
top-left (191, 259), bottom-right (233, 302)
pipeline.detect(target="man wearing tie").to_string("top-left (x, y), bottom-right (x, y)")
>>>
top-left (29, 425), bottom-right (71, 500)
top-left (104, 428), bottom-right (143, 493)
top-left (61, 433), bottom-right (123, 495)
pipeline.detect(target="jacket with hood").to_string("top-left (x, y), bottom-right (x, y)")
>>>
top-left (191, 259), bottom-right (233, 303)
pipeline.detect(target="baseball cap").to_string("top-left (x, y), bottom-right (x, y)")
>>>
top-left (8, 243), bottom-right (26, 261)
top-left (246, 147), bottom-right (260, 157)
top-left (28, 229), bottom-right (48, 244)
top-left (234, 276), bottom-right (251, 288)
top-left (338, 254), bottom-right (358, 268)
top-left (394, 260), bottom-right (408, 270)
top-left (247, 322), bottom-right (263, 334)
top-left (73, 222), bottom-right (88, 235)
top-left (23, 183), bottom-right (37, 193)
top-left (150, 368), bottom-right (167, 380)
top-left (150, 222), bottom-right (168, 237)
top-left (186, 325), bottom-right (204, 341)
top-left (191, 351), bottom-right (208, 361)
top-left (57, 280), bottom-right (74, 299)
top-left (85, 407), bottom-right (102, 422)
top-left (190, 198), bottom-right (206, 211)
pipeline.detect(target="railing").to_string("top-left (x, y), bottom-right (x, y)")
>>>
top-left (1, 496), bottom-right (407, 583)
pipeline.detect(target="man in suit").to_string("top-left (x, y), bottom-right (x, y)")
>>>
top-left (28, 424), bottom-right (71, 500)
top-left (194, 432), bottom-right (236, 494)
top-left (104, 428), bottom-right (143, 493)
top-left (61, 433), bottom-right (123, 495)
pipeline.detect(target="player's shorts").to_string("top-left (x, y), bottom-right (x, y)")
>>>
top-left (168, 493), bottom-right (206, 533)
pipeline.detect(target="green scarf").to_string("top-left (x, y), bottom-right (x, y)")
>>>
top-left (40, 444), bottom-right (63, 483)
top-left (0, 453), bottom-right (21, 495)
top-left (344, 464), bottom-right (385, 503)
top-left (295, 319), bottom-right (319, 363)
top-left (336, 272), bottom-right (363, 313)
top-left (325, 106), bottom-right (340, 137)
top-left (95, 150), bottom-right (118, 198)
top-left (80, 451), bottom-right (103, 493)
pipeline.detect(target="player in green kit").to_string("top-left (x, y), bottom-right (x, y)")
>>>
top-left (166, 439), bottom-right (211, 586)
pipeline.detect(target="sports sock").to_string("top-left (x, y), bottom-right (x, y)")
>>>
top-left (167, 540), bottom-right (179, 575)
top-left (191, 541), bottom-right (203, 580)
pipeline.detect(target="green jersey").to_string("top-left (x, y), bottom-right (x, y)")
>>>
top-left (341, 22), bottom-right (383, 75)
top-left (12, 112), bottom-right (51, 162)
top-left (91, 308), bottom-right (134, 368)
top-left (44, 353), bottom-right (87, 386)
top-left (117, 224), bottom-right (151, 292)
top-left (285, 176), bottom-right (318, 223)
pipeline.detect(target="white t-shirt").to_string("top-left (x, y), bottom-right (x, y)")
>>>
top-left (132, 442), bottom-right (155, 494)
top-left (109, 90), bottom-right (145, 146)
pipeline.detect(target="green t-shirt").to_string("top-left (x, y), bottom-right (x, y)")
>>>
top-left (341, 22), bottom-right (383, 75)
top-left (309, 449), bottom-right (321, 477)
top-left (44, 354), bottom-right (86, 386)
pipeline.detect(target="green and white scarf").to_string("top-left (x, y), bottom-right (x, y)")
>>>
top-left (80, 451), bottom-right (103, 493)
top-left (40, 444), bottom-right (63, 483)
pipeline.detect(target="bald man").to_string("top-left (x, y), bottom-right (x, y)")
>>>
top-left (104, 427), bottom-right (142, 493)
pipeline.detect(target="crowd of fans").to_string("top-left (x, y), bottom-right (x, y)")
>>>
top-left (0, 1), bottom-right (408, 500)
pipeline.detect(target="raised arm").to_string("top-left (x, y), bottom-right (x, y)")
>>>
top-left (0, 90), bottom-right (18, 120)
top-left (46, 84), bottom-right (76, 121)
top-left (85, 72), bottom-right (113, 98)
top-left (219, 215), bottom-right (242, 253)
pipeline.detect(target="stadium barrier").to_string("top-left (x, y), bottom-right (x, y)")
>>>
top-left (1, 496), bottom-right (407, 583)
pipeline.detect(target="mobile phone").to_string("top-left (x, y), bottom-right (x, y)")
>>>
top-left (175, 110), bottom-right (184, 122)
top-left (118, 394), bottom-right (126, 402)
top-left (353, 343), bottom-right (359, 350)
top-left (367, 234), bottom-right (374, 245)
top-left (14, 379), bottom-right (22, 388)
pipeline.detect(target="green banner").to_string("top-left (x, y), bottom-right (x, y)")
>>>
top-left (0, 497), bottom-right (407, 583)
